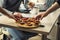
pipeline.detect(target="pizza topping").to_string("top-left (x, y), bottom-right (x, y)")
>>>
top-left (20, 22), bottom-right (25, 25)
top-left (16, 17), bottom-right (40, 26)
top-left (27, 24), bottom-right (32, 26)
top-left (22, 17), bottom-right (28, 20)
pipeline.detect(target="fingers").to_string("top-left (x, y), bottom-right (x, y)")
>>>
top-left (9, 14), bottom-right (18, 21)
top-left (12, 16), bottom-right (18, 21)
top-left (35, 13), bottom-right (44, 20)
top-left (13, 12), bottom-right (23, 21)
top-left (35, 12), bottom-right (46, 20)
top-left (39, 15), bottom-right (43, 20)
top-left (35, 14), bottom-right (41, 20)
top-left (14, 12), bottom-right (22, 17)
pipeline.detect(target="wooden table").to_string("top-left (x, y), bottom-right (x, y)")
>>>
top-left (0, 9), bottom-right (60, 40)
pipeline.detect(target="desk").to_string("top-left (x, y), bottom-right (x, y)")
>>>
top-left (0, 9), bottom-right (60, 40)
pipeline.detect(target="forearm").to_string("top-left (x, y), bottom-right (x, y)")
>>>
top-left (0, 7), bottom-right (13, 18)
top-left (0, 7), bottom-right (9, 16)
top-left (45, 2), bottom-right (60, 15)
top-left (36, 1), bottom-right (60, 20)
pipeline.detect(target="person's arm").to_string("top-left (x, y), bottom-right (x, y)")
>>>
top-left (36, 2), bottom-right (60, 20)
top-left (0, 7), bottom-right (16, 20)
top-left (0, 0), bottom-right (22, 21)
top-left (0, 0), bottom-right (16, 19)
top-left (45, 2), bottom-right (60, 16)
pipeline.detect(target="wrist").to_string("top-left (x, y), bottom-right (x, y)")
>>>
top-left (45, 10), bottom-right (50, 15)
top-left (43, 11), bottom-right (49, 17)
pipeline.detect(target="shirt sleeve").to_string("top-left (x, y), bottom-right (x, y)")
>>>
top-left (57, 0), bottom-right (60, 5)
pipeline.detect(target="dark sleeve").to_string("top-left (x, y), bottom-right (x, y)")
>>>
top-left (57, 0), bottom-right (60, 5)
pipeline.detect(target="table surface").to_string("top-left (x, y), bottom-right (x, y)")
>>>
top-left (0, 9), bottom-right (60, 34)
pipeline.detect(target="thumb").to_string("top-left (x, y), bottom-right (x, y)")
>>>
top-left (40, 15), bottom-right (44, 20)
top-left (10, 15), bottom-right (17, 21)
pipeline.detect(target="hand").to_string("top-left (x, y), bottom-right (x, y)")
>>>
top-left (7, 13), bottom-right (17, 20)
top-left (36, 12), bottom-right (48, 20)
top-left (13, 12), bottom-right (23, 21)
